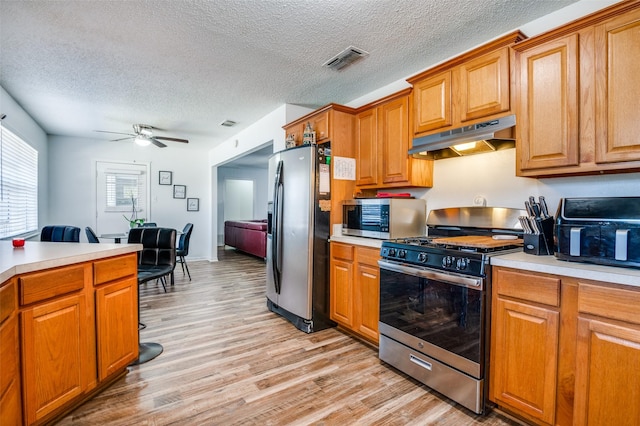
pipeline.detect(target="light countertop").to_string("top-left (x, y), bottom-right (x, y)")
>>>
top-left (1, 241), bottom-right (142, 283)
top-left (491, 251), bottom-right (640, 288)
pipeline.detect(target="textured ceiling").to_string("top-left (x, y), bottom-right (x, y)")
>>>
top-left (1, 0), bottom-right (580, 150)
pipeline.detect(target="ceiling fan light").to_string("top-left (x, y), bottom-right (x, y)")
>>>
top-left (134, 135), bottom-right (151, 146)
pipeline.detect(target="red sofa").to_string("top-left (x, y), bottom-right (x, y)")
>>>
top-left (224, 220), bottom-right (267, 258)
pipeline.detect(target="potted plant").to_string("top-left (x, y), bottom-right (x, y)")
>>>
top-left (123, 197), bottom-right (145, 228)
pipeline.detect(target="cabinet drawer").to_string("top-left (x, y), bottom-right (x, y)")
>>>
top-left (332, 243), bottom-right (354, 261)
top-left (94, 254), bottom-right (137, 286)
top-left (0, 280), bottom-right (16, 325)
top-left (578, 282), bottom-right (640, 325)
top-left (356, 246), bottom-right (381, 266)
top-left (19, 264), bottom-right (87, 306)
top-left (494, 268), bottom-right (560, 307)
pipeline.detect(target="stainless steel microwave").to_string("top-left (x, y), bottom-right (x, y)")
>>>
top-left (342, 198), bottom-right (426, 239)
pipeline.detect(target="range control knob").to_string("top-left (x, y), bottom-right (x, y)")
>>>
top-left (456, 258), bottom-right (469, 270)
top-left (417, 252), bottom-right (428, 263)
top-left (397, 249), bottom-right (406, 259)
top-left (442, 256), bottom-right (454, 268)
top-left (388, 248), bottom-right (397, 257)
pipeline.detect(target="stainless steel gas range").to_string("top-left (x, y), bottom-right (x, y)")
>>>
top-left (378, 207), bottom-right (525, 414)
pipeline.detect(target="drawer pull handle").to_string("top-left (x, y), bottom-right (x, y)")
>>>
top-left (410, 354), bottom-right (432, 371)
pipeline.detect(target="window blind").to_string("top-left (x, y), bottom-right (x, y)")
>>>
top-left (0, 124), bottom-right (39, 239)
top-left (104, 169), bottom-right (146, 218)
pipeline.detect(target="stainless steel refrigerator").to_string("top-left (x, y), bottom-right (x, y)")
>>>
top-left (266, 143), bottom-right (334, 333)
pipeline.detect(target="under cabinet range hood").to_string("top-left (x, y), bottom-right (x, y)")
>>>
top-left (409, 115), bottom-right (516, 160)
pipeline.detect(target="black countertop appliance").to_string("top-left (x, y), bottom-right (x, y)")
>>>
top-left (555, 197), bottom-right (640, 268)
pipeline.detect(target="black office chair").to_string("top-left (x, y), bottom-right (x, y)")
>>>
top-left (40, 225), bottom-right (81, 242)
top-left (85, 226), bottom-right (100, 243)
top-left (176, 223), bottom-right (193, 281)
top-left (127, 227), bottom-right (176, 364)
top-left (140, 222), bottom-right (157, 227)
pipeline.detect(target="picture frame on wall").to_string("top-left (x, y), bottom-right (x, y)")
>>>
top-left (159, 170), bottom-right (172, 185)
top-left (187, 198), bottom-right (199, 212)
top-left (173, 185), bottom-right (186, 199)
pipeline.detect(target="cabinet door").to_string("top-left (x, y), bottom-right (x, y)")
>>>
top-left (491, 297), bottom-right (559, 424)
top-left (413, 70), bottom-right (452, 134)
top-left (312, 111), bottom-right (330, 142)
top-left (354, 247), bottom-right (380, 343)
top-left (1, 313), bottom-right (21, 426)
top-left (330, 244), bottom-right (354, 327)
top-left (574, 317), bottom-right (640, 426)
top-left (517, 34), bottom-right (580, 171)
top-left (459, 47), bottom-right (510, 122)
top-left (21, 293), bottom-right (94, 424)
top-left (96, 278), bottom-right (138, 381)
top-left (355, 108), bottom-right (379, 186)
top-left (381, 96), bottom-right (410, 184)
top-left (594, 9), bottom-right (640, 164)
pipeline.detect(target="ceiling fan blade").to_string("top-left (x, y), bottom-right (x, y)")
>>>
top-left (95, 130), bottom-right (136, 137)
top-left (150, 137), bottom-right (167, 148)
top-left (110, 136), bottom-right (134, 142)
top-left (154, 136), bottom-right (189, 143)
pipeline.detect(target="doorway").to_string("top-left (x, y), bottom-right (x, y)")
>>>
top-left (224, 179), bottom-right (254, 221)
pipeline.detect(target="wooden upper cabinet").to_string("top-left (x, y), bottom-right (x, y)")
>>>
top-left (594, 8), bottom-right (640, 164)
top-left (408, 32), bottom-right (523, 139)
top-left (459, 47), bottom-right (511, 122)
top-left (412, 70), bottom-right (452, 134)
top-left (380, 95), bottom-right (411, 184)
top-left (514, 1), bottom-right (640, 177)
top-left (354, 90), bottom-right (433, 189)
top-left (355, 107), bottom-right (378, 186)
top-left (517, 34), bottom-right (580, 171)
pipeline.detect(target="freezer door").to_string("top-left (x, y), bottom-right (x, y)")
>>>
top-left (266, 145), bottom-right (315, 320)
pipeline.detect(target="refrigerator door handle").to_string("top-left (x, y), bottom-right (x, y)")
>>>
top-left (271, 160), bottom-right (284, 294)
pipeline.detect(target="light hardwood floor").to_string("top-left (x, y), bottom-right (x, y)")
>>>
top-left (58, 248), bottom-right (520, 426)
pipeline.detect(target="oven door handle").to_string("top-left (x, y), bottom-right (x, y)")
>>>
top-left (378, 259), bottom-right (483, 289)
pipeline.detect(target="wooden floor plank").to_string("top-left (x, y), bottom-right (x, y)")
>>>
top-left (57, 247), bottom-right (520, 425)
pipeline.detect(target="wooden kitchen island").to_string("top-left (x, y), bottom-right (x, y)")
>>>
top-left (1, 240), bottom-right (142, 425)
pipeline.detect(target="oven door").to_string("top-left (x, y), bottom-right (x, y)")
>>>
top-left (378, 259), bottom-right (485, 379)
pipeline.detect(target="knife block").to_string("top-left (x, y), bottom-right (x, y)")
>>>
top-left (524, 217), bottom-right (555, 255)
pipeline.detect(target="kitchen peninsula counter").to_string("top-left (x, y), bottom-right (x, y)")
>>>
top-left (492, 251), bottom-right (640, 288)
top-left (1, 241), bottom-right (141, 282)
top-left (1, 241), bottom-right (142, 425)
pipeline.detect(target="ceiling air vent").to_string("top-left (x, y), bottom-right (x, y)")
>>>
top-left (323, 46), bottom-right (369, 71)
top-left (220, 120), bottom-right (237, 127)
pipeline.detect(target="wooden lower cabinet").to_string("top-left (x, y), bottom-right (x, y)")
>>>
top-left (21, 292), bottom-right (94, 424)
top-left (1, 279), bottom-right (22, 425)
top-left (330, 242), bottom-right (380, 343)
top-left (3, 252), bottom-right (139, 425)
top-left (95, 277), bottom-right (138, 381)
top-left (573, 282), bottom-right (640, 426)
top-left (491, 266), bottom-right (640, 425)
top-left (490, 268), bottom-right (560, 425)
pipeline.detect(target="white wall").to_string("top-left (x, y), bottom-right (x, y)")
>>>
top-left (1, 87), bottom-right (49, 234)
top-left (47, 135), bottom-right (211, 259)
top-left (406, 150), bottom-right (640, 229)
top-left (216, 166), bottom-right (269, 245)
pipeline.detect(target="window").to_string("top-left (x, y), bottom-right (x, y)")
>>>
top-left (104, 169), bottom-right (147, 218)
top-left (0, 124), bottom-right (38, 239)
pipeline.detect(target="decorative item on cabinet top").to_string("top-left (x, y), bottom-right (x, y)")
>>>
top-left (302, 122), bottom-right (316, 145)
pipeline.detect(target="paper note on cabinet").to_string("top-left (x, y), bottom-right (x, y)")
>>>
top-left (333, 156), bottom-right (355, 180)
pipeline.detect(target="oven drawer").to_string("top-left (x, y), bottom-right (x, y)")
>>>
top-left (379, 334), bottom-right (484, 414)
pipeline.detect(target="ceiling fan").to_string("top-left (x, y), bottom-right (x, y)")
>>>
top-left (95, 124), bottom-right (189, 148)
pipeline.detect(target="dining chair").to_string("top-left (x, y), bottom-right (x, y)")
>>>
top-left (127, 227), bottom-right (177, 292)
top-left (127, 227), bottom-right (176, 364)
top-left (40, 225), bottom-right (81, 242)
top-left (176, 223), bottom-right (193, 281)
top-left (85, 226), bottom-right (100, 243)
